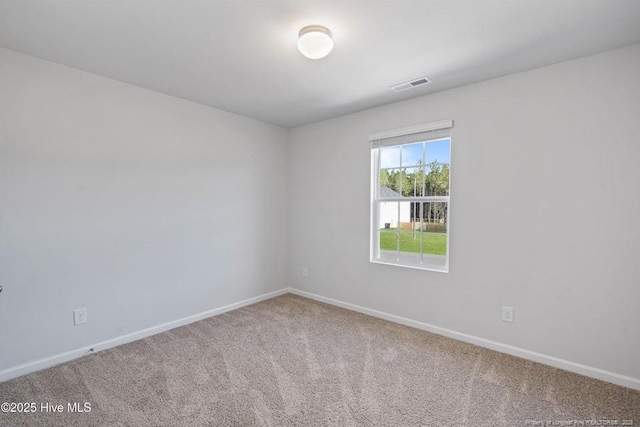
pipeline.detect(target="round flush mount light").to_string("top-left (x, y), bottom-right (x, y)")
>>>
top-left (297, 25), bottom-right (334, 59)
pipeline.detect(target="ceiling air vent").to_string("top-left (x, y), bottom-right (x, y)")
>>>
top-left (391, 76), bottom-right (432, 92)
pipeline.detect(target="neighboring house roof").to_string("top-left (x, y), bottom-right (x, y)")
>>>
top-left (380, 186), bottom-right (402, 198)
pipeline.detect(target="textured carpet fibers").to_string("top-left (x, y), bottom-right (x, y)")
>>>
top-left (1, 294), bottom-right (638, 426)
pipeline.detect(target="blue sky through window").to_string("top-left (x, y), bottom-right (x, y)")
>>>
top-left (425, 139), bottom-right (450, 164)
top-left (402, 142), bottom-right (423, 166)
top-left (380, 138), bottom-right (450, 168)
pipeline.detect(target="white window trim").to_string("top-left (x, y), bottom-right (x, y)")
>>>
top-left (369, 119), bottom-right (453, 273)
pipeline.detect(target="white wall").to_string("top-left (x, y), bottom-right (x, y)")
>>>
top-left (0, 48), bottom-right (288, 373)
top-left (288, 44), bottom-right (640, 380)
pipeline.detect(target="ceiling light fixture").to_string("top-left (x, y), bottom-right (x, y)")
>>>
top-left (297, 25), bottom-right (334, 59)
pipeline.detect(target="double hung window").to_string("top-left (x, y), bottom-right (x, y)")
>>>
top-left (370, 119), bottom-right (452, 272)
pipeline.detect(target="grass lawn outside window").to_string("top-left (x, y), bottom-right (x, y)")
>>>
top-left (379, 228), bottom-right (447, 256)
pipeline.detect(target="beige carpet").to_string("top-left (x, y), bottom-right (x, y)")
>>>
top-left (1, 294), bottom-right (638, 426)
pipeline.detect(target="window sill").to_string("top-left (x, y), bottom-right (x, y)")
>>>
top-left (370, 258), bottom-right (449, 273)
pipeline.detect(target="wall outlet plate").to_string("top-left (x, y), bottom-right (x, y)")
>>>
top-left (74, 308), bottom-right (88, 326)
top-left (502, 306), bottom-right (514, 323)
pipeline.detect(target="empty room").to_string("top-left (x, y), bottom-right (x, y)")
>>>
top-left (1, 1), bottom-right (639, 425)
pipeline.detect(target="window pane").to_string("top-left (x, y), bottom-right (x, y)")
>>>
top-left (419, 201), bottom-right (448, 256)
top-left (395, 202), bottom-right (421, 262)
top-left (378, 202), bottom-right (399, 261)
top-left (401, 142), bottom-right (423, 167)
top-left (425, 139), bottom-right (450, 164)
top-left (422, 162), bottom-right (450, 196)
top-left (422, 137), bottom-right (450, 197)
top-left (400, 167), bottom-right (422, 197)
top-left (379, 169), bottom-right (402, 197)
top-left (377, 201), bottom-right (448, 266)
top-left (378, 202), bottom-right (416, 261)
top-left (380, 146), bottom-right (400, 169)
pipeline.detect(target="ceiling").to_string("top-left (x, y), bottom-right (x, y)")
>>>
top-left (1, 1), bottom-right (640, 128)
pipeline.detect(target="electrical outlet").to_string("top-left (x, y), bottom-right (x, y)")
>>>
top-left (74, 308), bottom-right (88, 326)
top-left (302, 267), bottom-right (308, 278)
top-left (502, 306), bottom-right (514, 323)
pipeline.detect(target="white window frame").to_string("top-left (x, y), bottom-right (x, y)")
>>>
top-left (369, 119), bottom-right (453, 273)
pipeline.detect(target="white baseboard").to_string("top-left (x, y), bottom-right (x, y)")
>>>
top-left (4, 287), bottom-right (638, 391)
top-left (0, 288), bottom-right (289, 383)
top-left (288, 288), bottom-right (640, 391)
